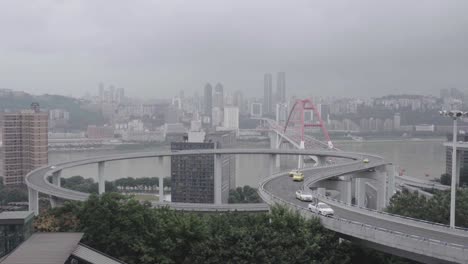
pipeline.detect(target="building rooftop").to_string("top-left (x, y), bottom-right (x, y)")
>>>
top-left (72, 244), bottom-right (127, 264)
top-left (0, 211), bottom-right (34, 225)
top-left (0, 232), bottom-right (129, 264)
top-left (1, 233), bottom-right (83, 264)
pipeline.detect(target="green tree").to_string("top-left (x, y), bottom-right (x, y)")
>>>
top-left (35, 193), bottom-right (415, 264)
top-left (439, 173), bottom-right (451, 186)
top-left (0, 181), bottom-right (28, 205)
top-left (387, 189), bottom-right (468, 228)
top-left (228, 185), bottom-right (261, 203)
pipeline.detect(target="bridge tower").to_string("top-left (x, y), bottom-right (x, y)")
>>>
top-left (283, 99), bottom-right (333, 168)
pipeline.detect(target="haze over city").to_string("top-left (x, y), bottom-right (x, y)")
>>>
top-left (2, 1), bottom-right (468, 264)
top-left (1, 0), bottom-right (468, 98)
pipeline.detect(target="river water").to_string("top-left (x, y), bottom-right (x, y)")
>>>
top-left (49, 139), bottom-right (447, 187)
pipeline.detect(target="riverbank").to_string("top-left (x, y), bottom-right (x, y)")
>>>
top-left (334, 137), bottom-right (445, 144)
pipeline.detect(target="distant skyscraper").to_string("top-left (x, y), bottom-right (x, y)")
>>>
top-left (393, 113), bottom-right (401, 131)
top-left (214, 83), bottom-right (224, 109)
top-left (223, 107), bottom-right (239, 130)
top-left (224, 93), bottom-right (234, 106)
top-left (98, 83), bottom-right (104, 101)
top-left (276, 103), bottom-right (288, 124)
top-left (1, 103), bottom-right (48, 186)
top-left (233, 90), bottom-right (243, 107)
top-left (251, 102), bottom-right (263, 117)
top-left (317, 104), bottom-right (330, 124)
top-left (263, 73), bottom-right (273, 115)
top-left (204, 83), bottom-right (213, 125)
top-left (212, 107), bottom-right (223, 127)
top-left (276, 72), bottom-right (286, 104)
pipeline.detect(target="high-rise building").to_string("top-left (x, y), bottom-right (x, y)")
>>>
top-left (393, 113), bottom-right (401, 131)
top-left (445, 134), bottom-right (468, 183)
top-left (276, 72), bottom-right (286, 104)
top-left (206, 130), bottom-right (236, 202)
top-left (203, 83), bottom-right (213, 126)
top-left (223, 106), bottom-right (239, 130)
top-left (251, 102), bottom-right (263, 117)
top-left (170, 139), bottom-right (233, 203)
top-left (171, 142), bottom-right (215, 203)
top-left (233, 90), bottom-right (243, 108)
top-left (263, 73), bottom-right (273, 115)
top-left (1, 103), bottom-right (48, 186)
top-left (213, 83), bottom-right (224, 109)
top-left (276, 103), bottom-right (288, 124)
top-left (316, 104), bottom-right (330, 124)
top-left (211, 107), bottom-right (223, 127)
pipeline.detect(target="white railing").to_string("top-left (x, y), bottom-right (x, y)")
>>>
top-left (258, 179), bottom-right (468, 252)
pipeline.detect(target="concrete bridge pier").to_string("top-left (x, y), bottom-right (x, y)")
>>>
top-left (373, 165), bottom-right (390, 210)
top-left (214, 154), bottom-right (222, 205)
top-left (385, 164), bottom-right (396, 205)
top-left (456, 150), bottom-right (462, 186)
top-left (344, 176), bottom-right (353, 205)
top-left (52, 171), bottom-right (61, 187)
top-left (354, 178), bottom-right (366, 207)
top-left (353, 166), bottom-right (388, 210)
top-left (28, 188), bottom-right (39, 216)
top-left (49, 170), bottom-right (62, 208)
top-left (98, 161), bottom-right (105, 195)
top-left (158, 157), bottom-right (165, 201)
top-left (269, 132), bottom-right (281, 169)
top-left (297, 141), bottom-right (305, 169)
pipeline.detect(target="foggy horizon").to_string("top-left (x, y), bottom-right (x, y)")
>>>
top-left (1, 0), bottom-right (468, 99)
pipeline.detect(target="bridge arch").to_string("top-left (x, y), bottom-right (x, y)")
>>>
top-left (283, 99), bottom-right (333, 149)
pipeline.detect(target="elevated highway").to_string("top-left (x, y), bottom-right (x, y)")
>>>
top-left (26, 148), bottom-right (468, 263)
top-left (258, 153), bottom-right (468, 264)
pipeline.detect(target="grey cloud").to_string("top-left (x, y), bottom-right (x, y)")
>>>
top-left (0, 0), bottom-right (467, 98)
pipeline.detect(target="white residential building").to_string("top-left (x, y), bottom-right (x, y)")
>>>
top-left (223, 107), bottom-right (239, 130)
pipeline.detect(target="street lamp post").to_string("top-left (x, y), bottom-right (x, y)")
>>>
top-left (439, 110), bottom-right (468, 228)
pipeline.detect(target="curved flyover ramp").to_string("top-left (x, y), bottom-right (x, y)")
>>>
top-left (26, 149), bottom-right (468, 264)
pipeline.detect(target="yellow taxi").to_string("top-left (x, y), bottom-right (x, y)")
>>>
top-left (292, 171), bottom-right (304, 182)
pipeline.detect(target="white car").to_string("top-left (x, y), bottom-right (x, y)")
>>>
top-left (295, 190), bottom-right (313, 201)
top-left (308, 202), bottom-right (334, 216)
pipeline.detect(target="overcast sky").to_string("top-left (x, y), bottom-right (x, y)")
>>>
top-left (1, 0), bottom-right (468, 99)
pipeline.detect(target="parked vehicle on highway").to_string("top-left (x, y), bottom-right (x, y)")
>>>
top-left (363, 158), bottom-right (369, 164)
top-left (291, 171), bottom-right (304, 182)
top-left (295, 190), bottom-right (313, 201)
top-left (308, 202), bottom-right (334, 216)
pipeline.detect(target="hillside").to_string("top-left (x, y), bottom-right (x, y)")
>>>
top-left (0, 93), bottom-right (105, 130)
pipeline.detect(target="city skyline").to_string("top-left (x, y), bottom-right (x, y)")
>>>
top-left (1, 1), bottom-right (468, 99)
top-left (2, 1), bottom-right (468, 263)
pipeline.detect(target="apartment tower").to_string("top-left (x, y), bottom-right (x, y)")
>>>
top-left (1, 103), bottom-right (48, 185)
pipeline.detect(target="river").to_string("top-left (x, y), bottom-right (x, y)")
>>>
top-left (49, 139), bottom-right (447, 187)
